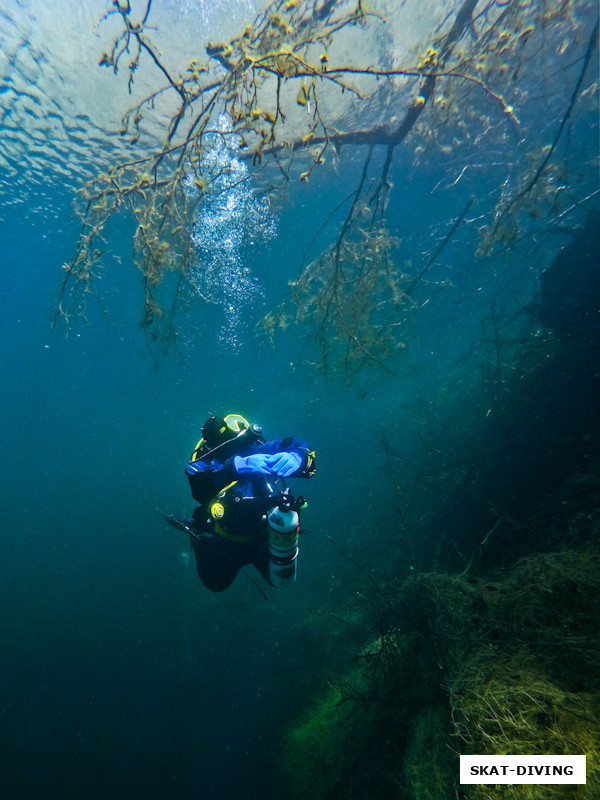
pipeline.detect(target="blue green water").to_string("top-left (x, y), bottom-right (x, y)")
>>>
top-left (1, 1), bottom-right (599, 798)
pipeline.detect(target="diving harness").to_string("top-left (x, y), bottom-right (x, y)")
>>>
top-left (163, 485), bottom-right (307, 587)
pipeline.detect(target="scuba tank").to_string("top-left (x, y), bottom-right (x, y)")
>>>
top-left (267, 489), bottom-right (303, 587)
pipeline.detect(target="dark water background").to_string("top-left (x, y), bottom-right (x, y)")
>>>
top-left (1, 2), bottom-right (599, 799)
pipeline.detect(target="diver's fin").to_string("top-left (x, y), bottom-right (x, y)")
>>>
top-left (157, 510), bottom-right (212, 542)
top-left (158, 510), bottom-right (194, 534)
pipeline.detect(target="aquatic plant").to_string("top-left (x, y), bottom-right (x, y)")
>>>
top-left (281, 536), bottom-right (600, 799)
top-left (57, 0), bottom-right (598, 369)
top-left (280, 629), bottom-right (445, 799)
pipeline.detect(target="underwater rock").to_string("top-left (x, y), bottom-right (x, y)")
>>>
top-left (282, 536), bottom-right (600, 799)
top-left (279, 631), bottom-right (444, 799)
top-left (452, 652), bottom-right (600, 799)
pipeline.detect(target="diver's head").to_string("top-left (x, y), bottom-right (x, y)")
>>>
top-left (201, 413), bottom-right (251, 449)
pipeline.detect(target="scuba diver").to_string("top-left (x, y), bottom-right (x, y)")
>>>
top-left (169, 413), bottom-right (316, 592)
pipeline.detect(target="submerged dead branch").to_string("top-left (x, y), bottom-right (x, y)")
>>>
top-left (56, 0), bottom-right (598, 370)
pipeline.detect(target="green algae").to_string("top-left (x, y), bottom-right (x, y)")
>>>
top-left (281, 535), bottom-right (600, 799)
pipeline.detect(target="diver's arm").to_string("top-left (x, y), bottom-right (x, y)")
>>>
top-left (185, 458), bottom-right (238, 503)
top-left (288, 446), bottom-right (316, 478)
top-left (259, 438), bottom-right (316, 478)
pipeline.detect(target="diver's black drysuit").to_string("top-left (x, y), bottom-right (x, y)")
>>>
top-left (185, 429), bottom-right (315, 591)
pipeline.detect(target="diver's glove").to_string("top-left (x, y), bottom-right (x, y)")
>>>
top-left (268, 451), bottom-right (303, 478)
top-left (234, 454), bottom-right (273, 475)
